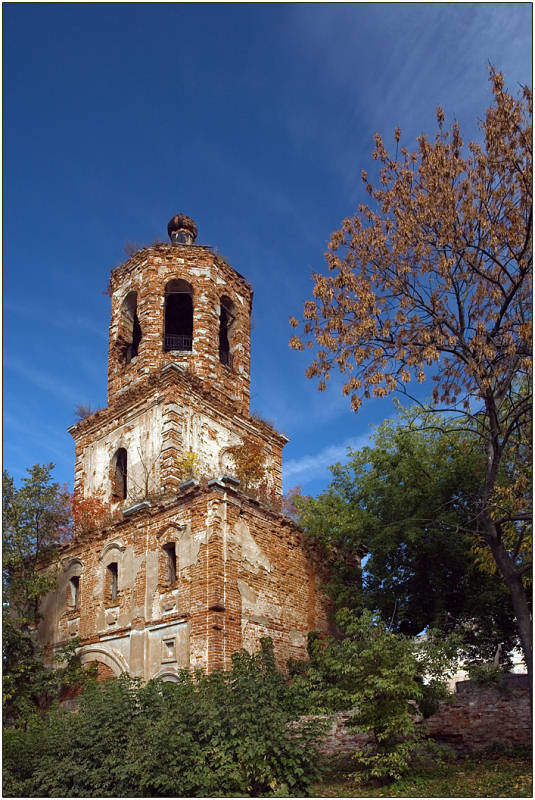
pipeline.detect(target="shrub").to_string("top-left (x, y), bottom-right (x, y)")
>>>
top-left (227, 440), bottom-right (268, 490)
top-left (3, 640), bottom-right (323, 797)
top-left (176, 449), bottom-right (200, 482)
top-left (71, 489), bottom-right (111, 534)
top-left (467, 662), bottom-right (504, 688)
top-left (74, 403), bottom-right (95, 420)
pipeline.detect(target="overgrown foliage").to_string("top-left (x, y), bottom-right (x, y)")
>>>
top-left (291, 69), bottom-right (532, 675)
top-left (71, 488), bottom-right (111, 535)
top-left (313, 751), bottom-right (532, 797)
top-left (2, 465), bottom-right (88, 725)
top-left (176, 449), bottom-right (200, 482)
top-left (467, 661), bottom-right (504, 689)
top-left (3, 465), bottom-right (70, 619)
top-left (288, 610), bottom-right (458, 783)
top-left (3, 640), bottom-right (324, 798)
top-left (293, 408), bottom-right (521, 665)
top-left (227, 439), bottom-right (269, 490)
top-left (74, 403), bottom-right (95, 421)
top-left (124, 445), bottom-right (163, 503)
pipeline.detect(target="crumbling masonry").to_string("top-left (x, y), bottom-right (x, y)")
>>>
top-left (38, 214), bottom-right (331, 680)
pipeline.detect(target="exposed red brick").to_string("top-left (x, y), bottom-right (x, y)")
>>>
top-left (38, 223), bottom-right (335, 679)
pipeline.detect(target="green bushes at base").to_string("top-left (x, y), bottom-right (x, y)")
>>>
top-left (3, 641), bottom-right (324, 798)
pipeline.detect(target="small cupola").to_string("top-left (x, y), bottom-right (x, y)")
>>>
top-left (167, 213), bottom-right (198, 245)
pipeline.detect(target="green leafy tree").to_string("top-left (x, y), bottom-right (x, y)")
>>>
top-left (2, 464), bottom-right (84, 725)
top-left (294, 410), bottom-right (520, 665)
top-left (288, 609), bottom-right (458, 784)
top-left (290, 70), bottom-right (532, 677)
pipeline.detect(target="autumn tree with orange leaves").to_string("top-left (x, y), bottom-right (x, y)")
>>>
top-left (71, 489), bottom-right (111, 535)
top-left (227, 440), bottom-right (268, 491)
top-left (291, 70), bottom-right (532, 677)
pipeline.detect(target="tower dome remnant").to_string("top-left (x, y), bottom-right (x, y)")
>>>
top-left (167, 213), bottom-right (198, 245)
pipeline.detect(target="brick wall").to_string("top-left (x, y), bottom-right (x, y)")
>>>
top-left (425, 684), bottom-right (531, 753)
top-left (107, 244), bottom-right (252, 414)
top-left (39, 484), bottom-right (332, 678)
top-left (314, 685), bottom-right (531, 756)
top-left (314, 714), bottom-right (372, 756)
top-left (38, 223), bottom-right (334, 684)
top-left (70, 324), bottom-right (285, 502)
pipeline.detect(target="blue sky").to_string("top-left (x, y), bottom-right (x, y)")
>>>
top-left (3, 3), bottom-right (532, 496)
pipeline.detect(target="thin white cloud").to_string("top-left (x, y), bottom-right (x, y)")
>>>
top-left (4, 437), bottom-right (72, 471)
top-left (5, 358), bottom-right (81, 405)
top-left (256, 366), bottom-right (356, 433)
top-left (3, 410), bottom-right (72, 449)
top-left (4, 299), bottom-right (107, 339)
top-left (284, 432), bottom-right (371, 484)
top-left (284, 3), bottom-right (531, 201)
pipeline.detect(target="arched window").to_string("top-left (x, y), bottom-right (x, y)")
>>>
top-left (164, 279), bottom-right (193, 352)
top-left (70, 575), bottom-right (80, 610)
top-left (162, 542), bottom-right (177, 584)
top-left (112, 448), bottom-right (127, 501)
top-left (106, 562), bottom-right (118, 602)
top-left (219, 296), bottom-right (235, 366)
top-left (117, 291), bottom-right (142, 364)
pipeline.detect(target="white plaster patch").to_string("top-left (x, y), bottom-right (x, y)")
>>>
top-left (178, 528), bottom-right (202, 570)
top-left (206, 499), bottom-right (223, 526)
top-left (189, 267), bottom-right (211, 278)
top-left (148, 621), bottom-right (189, 675)
top-left (237, 579), bottom-right (257, 607)
top-left (105, 607), bottom-right (120, 627)
top-left (289, 630), bottom-right (306, 648)
top-left (80, 403), bottom-right (164, 503)
top-left (235, 520), bottom-right (271, 573)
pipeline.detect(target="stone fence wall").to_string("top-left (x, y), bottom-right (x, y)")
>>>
top-left (425, 683), bottom-right (531, 753)
top-left (316, 680), bottom-right (531, 757)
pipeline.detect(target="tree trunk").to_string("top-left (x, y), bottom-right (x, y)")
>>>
top-left (487, 529), bottom-right (532, 708)
top-left (482, 395), bottom-right (531, 704)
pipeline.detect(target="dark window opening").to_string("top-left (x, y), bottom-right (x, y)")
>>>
top-left (163, 542), bottom-right (177, 584)
top-left (112, 448), bottom-right (127, 501)
top-left (118, 291), bottom-right (142, 365)
top-left (219, 297), bottom-right (235, 366)
top-left (127, 312), bottom-right (142, 363)
top-left (164, 280), bottom-right (193, 352)
top-left (70, 576), bottom-right (80, 610)
top-left (107, 562), bottom-right (118, 602)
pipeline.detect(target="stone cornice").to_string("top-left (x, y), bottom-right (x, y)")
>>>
top-left (109, 244), bottom-right (252, 297)
top-left (68, 363), bottom-right (288, 447)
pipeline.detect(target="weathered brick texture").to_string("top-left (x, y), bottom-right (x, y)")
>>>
top-left (312, 685), bottom-right (531, 757)
top-left (38, 219), bottom-right (333, 679)
top-left (107, 244), bottom-right (252, 414)
top-left (424, 685), bottom-right (531, 753)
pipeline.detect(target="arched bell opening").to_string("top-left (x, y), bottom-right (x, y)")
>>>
top-left (164, 279), bottom-right (193, 352)
top-left (117, 291), bottom-right (142, 365)
top-left (219, 295), bottom-right (235, 367)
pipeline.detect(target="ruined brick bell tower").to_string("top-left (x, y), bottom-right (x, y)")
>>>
top-left (39, 215), bottom-right (331, 680)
